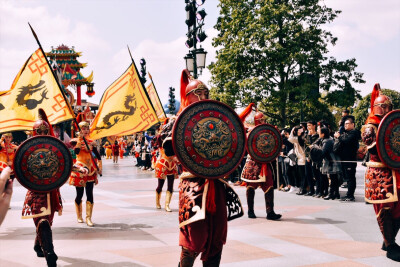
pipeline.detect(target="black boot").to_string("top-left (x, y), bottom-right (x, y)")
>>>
top-left (34, 235), bottom-right (44, 257)
top-left (377, 208), bottom-right (400, 262)
top-left (38, 220), bottom-right (58, 267)
top-left (179, 247), bottom-right (198, 267)
top-left (246, 187), bottom-right (256, 218)
top-left (265, 189), bottom-right (281, 220)
top-left (202, 251), bottom-right (222, 267)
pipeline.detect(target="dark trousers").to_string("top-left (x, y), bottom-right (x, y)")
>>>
top-left (320, 174), bottom-right (329, 195)
top-left (279, 157), bottom-right (290, 187)
top-left (156, 175), bottom-right (175, 193)
top-left (305, 160), bottom-right (315, 193)
top-left (329, 174), bottom-right (339, 195)
top-left (312, 164), bottom-right (321, 195)
top-left (75, 182), bottom-right (94, 204)
top-left (296, 165), bottom-right (306, 190)
top-left (343, 163), bottom-right (357, 197)
top-left (287, 165), bottom-right (296, 187)
top-left (136, 156), bottom-right (142, 166)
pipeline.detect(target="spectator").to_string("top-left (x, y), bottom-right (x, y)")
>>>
top-left (288, 126), bottom-right (306, 195)
top-left (317, 127), bottom-right (341, 200)
top-left (334, 116), bottom-right (361, 202)
top-left (134, 143), bottom-right (142, 167)
top-left (280, 129), bottom-right (294, 192)
top-left (338, 109), bottom-right (350, 134)
top-left (305, 120), bottom-right (319, 196)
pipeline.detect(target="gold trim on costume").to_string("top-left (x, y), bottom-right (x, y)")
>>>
top-left (179, 171), bottom-right (196, 179)
top-left (376, 207), bottom-right (391, 218)
top-left (263, 185), bottom-right (274, 194)
top-left (366, 162), bottom-right (386, 168)
top-left (22, 193), bottom-right (51, 219)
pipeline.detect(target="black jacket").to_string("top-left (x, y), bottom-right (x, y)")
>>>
top-left (336, 129), bottom-right (361, 162)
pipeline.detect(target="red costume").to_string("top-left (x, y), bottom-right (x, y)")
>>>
top-left (154, 119), bottom-right (178, 212)
top-left (176, 70), bottom-right (242, 266)
top-left (0, 132), bottom-right (17, 175)
top-left (118, 139), bottom-right (126, 159)
top-left (112, 143), bottom-right (119, 155)
top-left (21, 109), bottom-right (61, 267)
top-left (240, 108), bottom-right (282, 220)
top-left (68, 118), bottom-right (102, 227)
top-left (362, 83), bottom-right (400, 262)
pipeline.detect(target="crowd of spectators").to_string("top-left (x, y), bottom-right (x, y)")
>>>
top-left (275, 110), bottom-right (361, 202)
top-left (230, 110), bottom-right (362, 202)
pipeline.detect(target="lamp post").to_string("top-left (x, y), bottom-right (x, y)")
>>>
top-left (184, 0), bottom-right (208, 79)
top-left (140, 58), bottom-right (147, 85)
top-left (168, 87), bottom-right (176, 114)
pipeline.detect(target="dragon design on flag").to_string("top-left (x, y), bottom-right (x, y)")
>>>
top-left (93, 94), bottom-right (137, 133)
top-left (16, 80), bottom-right (48, 110)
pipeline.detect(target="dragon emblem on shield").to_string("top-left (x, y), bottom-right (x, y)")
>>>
top-left (256, 132), bottom-right (276, 155)
top-left (390, 125), bottom-right (400, 155)
top-left (192, 118), bottom-right (232, 160)
top-left (27, 150), bottom-right (59, 179)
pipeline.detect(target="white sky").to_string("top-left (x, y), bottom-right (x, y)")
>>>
top-left (0, 0), bottom-right (399, 108)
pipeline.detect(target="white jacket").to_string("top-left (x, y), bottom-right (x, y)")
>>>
top-left (288, 128), bottom-right (306, 166)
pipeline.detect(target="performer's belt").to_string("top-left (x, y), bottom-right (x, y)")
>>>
top-left (366, 162), bottom-right (386, 168)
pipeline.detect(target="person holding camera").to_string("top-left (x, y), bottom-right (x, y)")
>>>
top-left (288, 126), bottom-right (306, 195)
top-left (334, 116), bottom-right (361, 202)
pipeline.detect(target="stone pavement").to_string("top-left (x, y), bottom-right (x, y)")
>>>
top-left (0, 157), bottom-right (398, 267)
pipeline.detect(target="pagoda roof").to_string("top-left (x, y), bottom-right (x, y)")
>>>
top-left (46, 44), bottom-right (82, 57)
top-left (62, 71), bottom-right (93, 86)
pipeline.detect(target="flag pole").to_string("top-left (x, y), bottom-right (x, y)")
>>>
top-left (148, 72), bottom-right (167, 119)
top-left (28, 22), bottom-right (101, 174)
top-left (127, 45), bottom-right (160, 126)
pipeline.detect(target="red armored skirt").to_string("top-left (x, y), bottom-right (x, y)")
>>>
top-left (365, 164), bottom-right (400, 218)
top-left (69, 162), bottom-right (98, 187)
top-left (155, 155), bottom-right (178, 180)
top-left (241, 156), bottom-right (274, 192)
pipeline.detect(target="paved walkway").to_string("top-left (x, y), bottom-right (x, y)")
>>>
top-left (0, 157), bottom-right (398, 266)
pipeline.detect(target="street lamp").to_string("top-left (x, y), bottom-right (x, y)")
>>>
top-left (184, 53), bottom-right (194, 72)
top-left (195, 48), bottom-right (207, 73)
top-left (183, 0), bottom-right (208, 79)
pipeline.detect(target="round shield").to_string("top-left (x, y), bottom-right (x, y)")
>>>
top-left (172, 100), bottom-right (246, 179)
top-left (13, 136), bottom-right (72, 192)
top-left (377, 109), bottom-right (400, 170)
top-left (247, 124), bottom-right (282, 163)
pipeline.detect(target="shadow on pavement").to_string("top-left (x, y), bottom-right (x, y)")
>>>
top-left (0, 223), bottom-right (159, 241)
top-left (282, 217), bottom-right (345, 225)
top-left (58, 256), bottom-right (145, 267)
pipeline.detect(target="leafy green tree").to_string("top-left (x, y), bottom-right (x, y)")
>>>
top-left (209, 0), bottom-right (365, 127)
top-left (353, 89), bottom-right (400, 129)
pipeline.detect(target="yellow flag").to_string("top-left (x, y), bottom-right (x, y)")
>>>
top-left (146, 75), bottom-right (166, 122)
top-left (89, 63), bottom-right (159, 140)
top-left (0, 49), bottom-right (74, 133)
